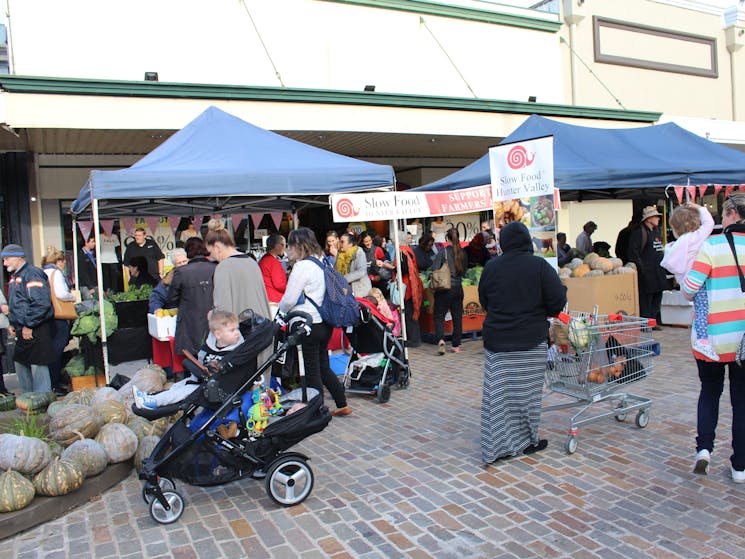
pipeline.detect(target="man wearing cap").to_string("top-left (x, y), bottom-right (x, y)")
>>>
top-left (575, 221), bottom-right (597, 256)
top-left (1, 244), bottom-right (55, 393)
top-left (627, 206), bottom-right (667, 326)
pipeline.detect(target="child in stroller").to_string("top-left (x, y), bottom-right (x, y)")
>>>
top-left (133, 310), bottom-right (332, 525)
top-left (340, 297), bottom-right (411, 404)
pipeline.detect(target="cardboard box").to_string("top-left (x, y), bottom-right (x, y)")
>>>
top-left (560, 272), bottom-right (639, 316)
top-left (148, 313), bottom-right (177, 341)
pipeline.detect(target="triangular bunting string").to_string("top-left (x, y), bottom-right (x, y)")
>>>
top-left (249, 214), bottom-right (263, 229)
top-left (673, 186), bottom-right (685, 205)
top-left (100, 220), bottom-right (115, 237)
top-left (714, 185), bottom-right (723, 197)
top-left (231, 213), bottom-right (244, 231)
top-left (698, 185), bottom-right (707, 198)
top-left (77, 221), bottom-right (93, 241)
top-left (269, 212), bottom-right (283, 230)
top-left (144, 216), bottom-right (160, 236)
top-left (168, 216), bottom-right (180, 233)
top-left (120, 217), bottom-right (136, 235)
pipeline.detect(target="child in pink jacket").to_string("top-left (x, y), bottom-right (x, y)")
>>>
top-left (661, 203), bottom-right (717, 360)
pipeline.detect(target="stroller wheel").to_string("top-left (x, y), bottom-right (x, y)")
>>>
top-left (377, 383), bottom-right (391, 403)
top-left (265, 456), bottom-right (314, 507)
top-left (149, 490), bottom-right (185, 524)
top-left (142, 476), bottom-right (176, 504)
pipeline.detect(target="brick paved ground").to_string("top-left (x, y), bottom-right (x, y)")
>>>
top-left (2, 326), bottom-right (744, 558)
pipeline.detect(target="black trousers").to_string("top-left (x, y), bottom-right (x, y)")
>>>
top-left (300, 321), bottom-right (347, 409)
top-left (639, 290), bottom-right (662, 322)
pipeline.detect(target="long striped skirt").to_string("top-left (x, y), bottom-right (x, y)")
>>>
top-left (480, 342), bottom-right (547, 463)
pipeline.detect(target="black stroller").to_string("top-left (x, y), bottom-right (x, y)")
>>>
top-left (341, 298), bottom-right (411, 403)
top-left (133, 311), bottom-right (331, 524)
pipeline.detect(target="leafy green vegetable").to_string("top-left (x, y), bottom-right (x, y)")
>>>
top-left (70, 299), bottom-right (118, 342)
top-left (63, 354), bottom-right (86, 377)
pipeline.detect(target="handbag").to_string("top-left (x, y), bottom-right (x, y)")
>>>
top-left (50, 270), bottom-right (78, 320)
top-left (429, 249), bottom-right (451, 292)
top-left (725, 231), bottom-right (745, 365)
top-left (388, 279), bottom-right (406, 307)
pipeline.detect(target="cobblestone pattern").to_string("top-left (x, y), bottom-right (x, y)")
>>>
top-left (2, 328), bottom-right (744, 558)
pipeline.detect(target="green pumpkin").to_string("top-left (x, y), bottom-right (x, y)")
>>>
top-left (48, 405), bottom-right (104, 447)
top-left (61, 434), bottom-right (108, 478)
top-left (61, 388), bottom-right (97, 406)
top-left (15, 391), bottom-right (57, 414)
top-left (0, 393), bottom-right (16, 412)
top-left (46, 401), bottom-right (69, 418)
top-left (134, 435), bottom-right (159, 472)
top-left (0, 433), bottom-right (52, 475)
top-left (93, 399), bottom-right (127, 424)
top-left (95, 423), bottom-right (138, 464)
top-left (0, 468), bottom-right (36, 512)
top-left (33, 457), bottom-right (84, 496)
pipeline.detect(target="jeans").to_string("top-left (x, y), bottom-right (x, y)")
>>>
top-left (695, 359), bottom-right (745, 471)
top-left (14, 362), bottom-right (52, 393)
top-left (300, 321), bottom-right (347, 409)
top-left (434, 284), bottom-right (464, 348)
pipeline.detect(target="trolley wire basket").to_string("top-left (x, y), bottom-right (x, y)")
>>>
top-left (544, 309), bottom-right (659, 454)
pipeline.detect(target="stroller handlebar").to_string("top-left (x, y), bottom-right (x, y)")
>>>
top-left (279, 310), bottom-right (314, 346)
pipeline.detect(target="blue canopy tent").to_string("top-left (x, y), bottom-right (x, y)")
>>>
top-left (71, 105), bottom-right (395, 218)
top-left (414, 115), bottom-right (745, 199)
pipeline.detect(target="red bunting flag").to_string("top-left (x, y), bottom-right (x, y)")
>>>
top-left (698, 185), bottom-right (708, 198)
top-left (100, 220), bottom-right (115, 237)
top-left (249, 214), bottom-right (263, 229)
top-left (231, 213), bottom-right (244, 231)
top-left (167, 216), bottom-right (180, 233)
top-left (673, 186), bottom-right (685, 204)
top-left (553, 188), bottom-right (561, 210)
top-left (714, 184), bottom-right (723, 197)
top-left (120, 217), bottom-right (135, 235)
top-left (686, 185), bottom-right (697, 201)
top-left (726, 185), bottom-right (736, 198)
top-left (77, 221), bottom-right (93, 241)
top-left (740, 184), bottom-right (745, 192)
top-left (269, 212), bottom-right (283, 230)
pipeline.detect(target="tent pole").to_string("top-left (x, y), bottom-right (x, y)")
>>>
top-left (92, 198), bottom-right (110, 384)
top-left (391, 221), bottom-right (409, 363)
top-left (72, 217), bottom-right (79, 292)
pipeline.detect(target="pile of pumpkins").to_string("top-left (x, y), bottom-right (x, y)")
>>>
top-left (0, 365), bottom-right (172, 513)
top-left (558, 253), bottom-right (637, 279)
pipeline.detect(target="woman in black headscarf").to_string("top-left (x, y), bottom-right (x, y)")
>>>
top-left (477, 221), bottom-right (566, 463)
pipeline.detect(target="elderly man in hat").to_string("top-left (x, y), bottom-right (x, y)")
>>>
top-left (627, 206), bottom-right (667, 327)
top-left (1, 244), bottom-right (55, 393)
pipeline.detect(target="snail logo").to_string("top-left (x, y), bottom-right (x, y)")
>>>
top-left (335, 198), bottom-right (359, 219)
top-left (507, 145), bottom-right (535, 169)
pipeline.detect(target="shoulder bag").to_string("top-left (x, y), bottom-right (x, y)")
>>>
top-left (429, 249), bottom-right (451, 292)
top-left (725, 231), bottom-right (745, 365)
top-left (50, 270), bottom-right (78, 320)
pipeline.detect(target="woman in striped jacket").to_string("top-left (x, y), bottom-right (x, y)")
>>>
top-left (682, 193), bottom-right (745, 483)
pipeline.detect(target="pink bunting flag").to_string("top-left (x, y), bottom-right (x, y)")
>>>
top-left (698, 185), bottom-right (708, 198)
top-left (145, 216), bottom-right (160, 236)
top-left (212, 213), bottom-right (223, 222)
top-left (740, 184), bottom-right (745, 192)
top-left (249, 214), bottom-right (263, 229)
top-left (673, 186), bottom-right (685, 205)
top-left (192, 215), bottom-right (203, 231)
top-left (100, 220), bottom-right (115, 237)
top-left (686, 185), bottom-right (697, 201)
top-left (231, 213), bottom-right (244, 231)
top-left (553, 188), bottom-right (561, 210)
top-left (269, 212), bottom-right (283, 230)
top-left (167, 216), bottom-right (180, 233)
top-left (714, 184), bottom-right (723, 197)
top-left (726, 185), bottom-right (736, 198)
top-left (120, 217), bottom-right (136, 235)
top-left (77, 221), bottom-right (93, 241)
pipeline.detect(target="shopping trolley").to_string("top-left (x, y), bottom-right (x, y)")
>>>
top-left (544, 309), bottom-right (659, 454)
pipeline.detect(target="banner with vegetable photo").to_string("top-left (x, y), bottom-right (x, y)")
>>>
top-left (488, 136), bottom-right (557, 269)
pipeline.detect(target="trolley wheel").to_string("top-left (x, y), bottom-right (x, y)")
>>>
top-left (265, 456), bottom-right (314, 507)
top-left (149, 490), bottom-right (185, 524)
top-left (377, 383), bottom-right (391, 403)
top-left (141, 476), bottom-right (176, 504)
top-left (635, 410), bottom-right (650, 428)
top-left (565, 435), bottom-right (578, 455)
top-left (614, 413), bottom-right (627, 422)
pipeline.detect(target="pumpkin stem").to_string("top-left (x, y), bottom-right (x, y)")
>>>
top-left (72, 430), bottom-right (85, 441)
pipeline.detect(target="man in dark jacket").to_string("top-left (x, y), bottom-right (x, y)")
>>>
top-left (78, 236), bottom-right (98, 294)
top-left (1, 244), bottom-right (54, 393)
top-left (627, 206), bottom-right (667, 325)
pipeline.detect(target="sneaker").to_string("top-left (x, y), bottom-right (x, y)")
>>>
top-left (330, 405), bottom-right (352, 417)
top-left (451, 346), bottom-right (461, 354)
top-left (438, 341), bottom-right (446, 355)
top-left (523, 439), bottom-right (548, 455)
top-left (132, 385), bottom-right (158, 410)
top-left (693, 449), bottom-right (710, 475)
top-left (732, 466), bottom-right (745, 484)
top-left (251, 468), bottom-right (267, 480)
top-left (692, 339), bottom-right (719, 362)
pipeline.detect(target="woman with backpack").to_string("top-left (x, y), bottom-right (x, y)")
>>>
top-left (279, 228), bottom-right (351, 417)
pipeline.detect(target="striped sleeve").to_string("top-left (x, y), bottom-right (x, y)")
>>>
top-left (682, 244), bottom-right (712, 296)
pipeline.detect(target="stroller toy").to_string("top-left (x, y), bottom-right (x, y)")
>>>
top-left (133, 310), bottom-right (331, 524)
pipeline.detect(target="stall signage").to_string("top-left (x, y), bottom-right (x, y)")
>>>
top-left (489, 136), bottom-right (557, 268)
top-left (330, 185), bottom-right (492, 222)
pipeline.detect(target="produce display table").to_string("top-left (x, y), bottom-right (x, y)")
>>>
top-left (80, 327), bottom-right (152, 368)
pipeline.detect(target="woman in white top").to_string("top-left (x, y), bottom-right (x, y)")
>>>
top-left (43, 247), bottom-right (76, 395)
top-left (279, 228), bottom-right (350, 416)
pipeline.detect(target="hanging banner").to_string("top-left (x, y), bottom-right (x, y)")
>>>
top-left (77, 221), bottom-right (93, 241)
top-left (269, 212), bottom-right (283, 230)
top-left (489, 136), bottom-right (556, 268)
top-left (330, 185), bottom-right (492, 222)
top-left (100, 219), bottom-right (115, 238)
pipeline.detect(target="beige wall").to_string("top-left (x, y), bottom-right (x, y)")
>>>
top-left (557, 199), bottom-right (633, 259)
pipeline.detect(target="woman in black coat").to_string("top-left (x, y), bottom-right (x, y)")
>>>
top-left (478, 221), bottom-right (566, 463)
top-left (167, 237), bottom-right (217, 355)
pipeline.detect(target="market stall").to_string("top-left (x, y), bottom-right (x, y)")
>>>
top-left (71, 106), bottom-right (396, 380)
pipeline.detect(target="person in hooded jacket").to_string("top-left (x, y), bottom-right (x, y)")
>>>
top-left (477, 221), bottom-right (566, 463)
